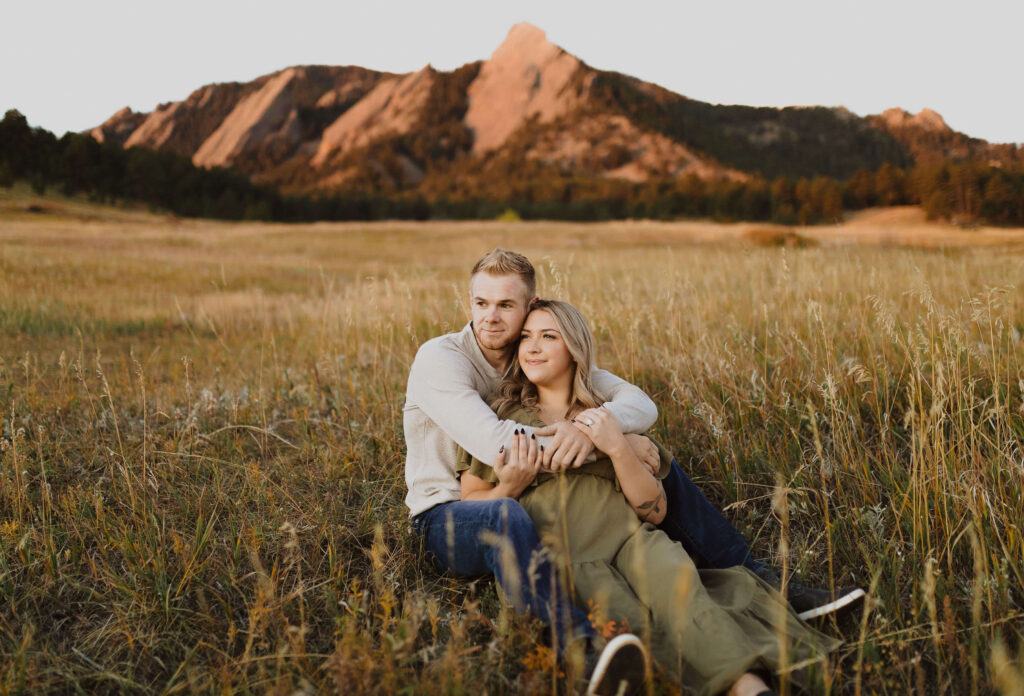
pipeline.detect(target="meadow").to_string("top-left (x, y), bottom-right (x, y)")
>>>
top-left (1, 189), bottom-right (1023, 694)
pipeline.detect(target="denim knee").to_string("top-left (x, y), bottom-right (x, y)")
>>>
top-left (486, 498), bottom-right (534, 535)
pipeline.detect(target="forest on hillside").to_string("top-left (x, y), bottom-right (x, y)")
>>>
top-left (588, 73), bottom-right (916, 181)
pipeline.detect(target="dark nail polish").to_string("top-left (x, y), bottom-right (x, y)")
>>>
top-left (570, 419), bottom-right (575, 423)
top-left (531, 433), bottom-right (536, 440)
top-left (514, 428), bottom-right (520, 435)
top-left (540, 445), bottom-right (545, 452)
top-left (499, 445), bottom-right (504, 453)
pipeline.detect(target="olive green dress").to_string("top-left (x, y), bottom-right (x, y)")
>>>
top-left (458, 410), bottom-right (840, 695)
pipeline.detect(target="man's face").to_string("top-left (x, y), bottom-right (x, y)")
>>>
top-left (470, 273), bottom-right (532, 353)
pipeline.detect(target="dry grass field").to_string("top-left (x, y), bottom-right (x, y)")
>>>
top-left (2, 187), bottom-right (1024, 694)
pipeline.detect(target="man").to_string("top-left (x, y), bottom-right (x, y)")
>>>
top-left (404, 248), bottom-right (861, 692)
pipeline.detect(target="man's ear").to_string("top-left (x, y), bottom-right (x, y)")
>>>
top-left (528, 296), bottom-right (539, 308)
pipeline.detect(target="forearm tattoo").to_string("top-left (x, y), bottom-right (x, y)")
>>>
top-left (636, 483), bottom-right (666, 522)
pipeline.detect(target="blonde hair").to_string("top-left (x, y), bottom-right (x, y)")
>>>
top-left (470, 248), bottom-right (536, 301)
top-left (493, 299), bottom-right (604, 420)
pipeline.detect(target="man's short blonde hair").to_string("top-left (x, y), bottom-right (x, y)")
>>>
top-left (470, 248), bottom-right (536, 300)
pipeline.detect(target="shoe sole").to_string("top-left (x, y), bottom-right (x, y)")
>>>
top-left (797, 588), bottom-right (866, 621)
top-left (585, 633), bottom-right (648, 696)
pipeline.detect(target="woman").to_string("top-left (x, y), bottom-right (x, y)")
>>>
top-left (458, 300), bottom-right (839, 696)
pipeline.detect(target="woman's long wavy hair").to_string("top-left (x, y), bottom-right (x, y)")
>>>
top-left (492, 299), bottom-right (605, 420)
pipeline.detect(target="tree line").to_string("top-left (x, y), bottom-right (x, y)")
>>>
top-left (2, 109), bottom-right (1022, 225)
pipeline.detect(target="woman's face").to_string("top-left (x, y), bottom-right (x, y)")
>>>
top-left (518, 310), bottom-right (574, 388)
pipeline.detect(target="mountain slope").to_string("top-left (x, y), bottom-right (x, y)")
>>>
top-left (868, 107), bottom-right (1022, 167)
top-left (464, 22), bottom-right (590, 155)
top-left (89, 23), bottom-right (1020, 199)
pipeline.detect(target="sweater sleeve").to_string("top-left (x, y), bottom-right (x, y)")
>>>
top-left (456, 445), bottom-right (500, 484)
top-left (591, 367), bottom-right (658, 433)
top-left (406, 341), bottom-right (540, 467)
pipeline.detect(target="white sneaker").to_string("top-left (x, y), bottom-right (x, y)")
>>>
top-left (796, 587), bottom-right (866, 621)
top-left (585, 633), bottom-right (648, 696)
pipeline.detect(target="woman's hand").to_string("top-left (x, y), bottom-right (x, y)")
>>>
top-left (461, 430), bottom-right (541, 502)
top-left (572, 407), bottom-right (667, 524)
top-left (571, 407), bottom-right (628, 456)
top-left (492, 429), bottom-right (542, 497)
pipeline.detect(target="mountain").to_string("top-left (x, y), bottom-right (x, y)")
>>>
top-left (89, 23), bottom-right (1021, 200)
top-left (91, 65), bottom-right (388, 168)
top-left (866, 107), bottom-right (1021, 167)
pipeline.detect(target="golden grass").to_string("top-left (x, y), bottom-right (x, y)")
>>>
top-left (2, 193), bottom-right (1024, 693)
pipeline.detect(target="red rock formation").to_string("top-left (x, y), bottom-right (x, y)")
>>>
top-left (120, 82), bottom-right (260, 158)
top-left (125, 101), bottom-right (185, 150)
top-left (193, 68), bottom-right (299, 169)
top-left (311, 65), bottom-right (435, 167)
top-left (876, 107), bottom-right (951, 133)
top-left (89, 107), bottom-right (146, 145)
top-left (867, 107), bottom-right (1019, 166)
top-left (464, 23), bottom-right (590, 155)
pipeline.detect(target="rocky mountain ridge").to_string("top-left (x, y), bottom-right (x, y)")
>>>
top-left (867, 107), bottom-right (1019, 167)
top-left (90, 23), bottom-right (1021, 199)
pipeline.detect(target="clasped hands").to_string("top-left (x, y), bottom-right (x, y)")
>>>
top-left (493, 408), bottom-right (659, 493)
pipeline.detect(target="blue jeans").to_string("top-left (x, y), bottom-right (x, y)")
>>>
top-left (411, 460), bottom-right (764, 645)
top-left (659, 459), bottom-right (767, 574)
top-left (411, 497), bottom-right (595, 649)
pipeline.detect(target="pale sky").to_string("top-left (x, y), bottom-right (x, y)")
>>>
top-left (2, 0), bottom-right (1021, 145)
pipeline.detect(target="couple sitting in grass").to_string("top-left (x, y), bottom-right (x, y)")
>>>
top-left (403, 249), bottom-right (862, 695)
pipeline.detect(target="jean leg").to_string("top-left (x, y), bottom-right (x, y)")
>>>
top-left (658, 459), bottom-right (767, 573)
top-left (412, 498), bottom-right (594, 647)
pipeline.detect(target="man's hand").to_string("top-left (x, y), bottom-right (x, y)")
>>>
top-left (623, 433), bottom-right (660, 477)
top-left (534, 420), bottom-right (595, 472)
top-left (493, 430), bottom-right (541, 496)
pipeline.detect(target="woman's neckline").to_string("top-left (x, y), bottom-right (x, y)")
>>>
top-left (535, 402), bottom-right (578, 426)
